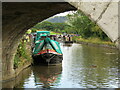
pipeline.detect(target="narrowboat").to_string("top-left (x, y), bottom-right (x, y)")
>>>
top-left (32, 31), bottom-right (63, 65)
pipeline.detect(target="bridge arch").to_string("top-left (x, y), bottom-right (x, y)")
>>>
top-left (2, 1), bottom-right (119, 81)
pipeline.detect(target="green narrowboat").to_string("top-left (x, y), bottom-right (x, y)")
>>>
top-left (32, 31), bottom-right (63, 65)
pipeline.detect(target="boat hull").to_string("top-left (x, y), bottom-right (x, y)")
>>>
top-left (32, 53), bottom-right (63, 65)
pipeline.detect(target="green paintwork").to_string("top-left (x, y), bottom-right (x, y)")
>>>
top-left (33, 31), bottom-right (62, 55)
top-left (35, 31), bottom-right (50, 42)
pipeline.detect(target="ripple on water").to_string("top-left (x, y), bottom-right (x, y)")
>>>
top-left (5, 43), bottom-right (118, 88)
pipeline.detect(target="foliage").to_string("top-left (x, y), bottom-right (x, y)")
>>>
top-left (66, 10), bottom-right (111, 41)
top-left (31, 10), bottom-right (111, 41)
top-left (50, 31), bottom-right (61, 35)
top-left (14, 53), bottom-right (21, 69)
top-left (14, 40), bottom-right (31, 69)
top-left (30, 28), bottom-right (37, 32)
top-left (73, 36), bottom-right (115, 46)
top-left (31, 21), bottom-right (70, 33)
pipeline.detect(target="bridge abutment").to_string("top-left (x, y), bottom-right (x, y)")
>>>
top-left (2, 2), bottom-right (76, 81)
top-left (2, 1), bottom-right (119, 81)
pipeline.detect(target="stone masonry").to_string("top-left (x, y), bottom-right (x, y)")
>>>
top-left (2, 1), bottom-right (120, 81)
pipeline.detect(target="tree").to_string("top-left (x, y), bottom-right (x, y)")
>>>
top-left (66, 10), bottom-right (110, 40)
top-left (67, 11), bottom-right (94, 38)
top-left (31, 21), bottom-right (70, 33)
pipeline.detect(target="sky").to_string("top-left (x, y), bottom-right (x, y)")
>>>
top-left (44, 11), bottom-right (76, 22)
top-left (55, 11), bottom-right (75, 16)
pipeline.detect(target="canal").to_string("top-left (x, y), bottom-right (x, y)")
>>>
top-left (2, 43), bottom-right (119, 88)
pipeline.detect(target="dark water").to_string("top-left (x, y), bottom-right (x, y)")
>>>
top-left (2, 43), bottom-right (119, 88)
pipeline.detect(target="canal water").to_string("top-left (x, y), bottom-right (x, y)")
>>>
top-left (2, 43), bottom-right (119, 88)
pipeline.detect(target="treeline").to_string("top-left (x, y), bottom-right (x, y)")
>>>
top-left (66, 11), bottom-right (110, 41)
top-left (31, 21), bottom-right (69, 33)
top-left (31, 10), bottom-right (110, 41)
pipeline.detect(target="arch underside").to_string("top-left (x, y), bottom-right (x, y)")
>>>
top-left (2, 1), bottom-right (119, 81)
top-left (2, 2), bottom-right (76, 80)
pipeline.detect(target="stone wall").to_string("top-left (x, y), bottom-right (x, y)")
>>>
top-left (2, 2), bottom-right (76, 81)
top-left (2, 63), bottom-right (32, 88)
top-left (2, 1), bottom-right (119, 81)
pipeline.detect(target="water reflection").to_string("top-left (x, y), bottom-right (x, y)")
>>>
top-left (2, 66), bottom-right (32, 88)
top-left (62, 43), bottom-right (73, 47)
top-left (32, 65), bottom-right (62, 88)
top-left (2, 43), bottom-right (119, 88)
top-left (60, 43), bottom-right (119, 88)
top-left (81, 45), bottom-right (119, 88)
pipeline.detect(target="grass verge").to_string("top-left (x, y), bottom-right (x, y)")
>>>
top-left (72, 36), bottom-right (115, 47)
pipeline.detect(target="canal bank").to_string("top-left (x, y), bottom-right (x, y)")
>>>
top-left (2, 56), bottom-right (32, 83)
top-left (75, 41), bottom-right (117, 49)
top-left (72, 36), bottom-right (117, 49)
top-left (2, 65), bottom-right (32, 88)
top-left (2, 38), bottom-right (33, 82)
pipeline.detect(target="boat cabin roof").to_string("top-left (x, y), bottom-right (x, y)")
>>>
top-left (36, 31), bottom-right (50, 36)
top-left (37, 31), bottom-right (50, 34)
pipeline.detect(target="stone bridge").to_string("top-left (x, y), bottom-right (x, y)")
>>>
top-left (1, 1), bottom-right (119, 81)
